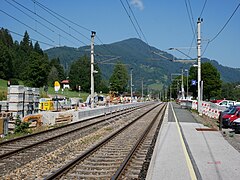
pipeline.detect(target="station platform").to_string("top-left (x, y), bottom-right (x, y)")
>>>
top-left (146, 102), bottom-right (240, 180)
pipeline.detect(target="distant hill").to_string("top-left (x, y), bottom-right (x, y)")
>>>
top-left (45, 38), bottom-right (240, 90)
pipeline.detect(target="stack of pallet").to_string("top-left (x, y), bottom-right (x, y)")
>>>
top-left (7, 85), bottom-right (40, 118)
top-left (7, 85), bottom-right (24, 118)
top-left (32, 88), bottom-right (40, 113)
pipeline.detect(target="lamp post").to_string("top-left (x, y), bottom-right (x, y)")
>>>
top-left (185, 69), bottom-right (189, 99)
top-left (90, 31), bottom-right (96, 108)
top-left (181, 68), bottom-right (185, 99)
top-left (130, 68), bottom-right (133, 103)
top-left (197, 18), bottom-right (203, 114)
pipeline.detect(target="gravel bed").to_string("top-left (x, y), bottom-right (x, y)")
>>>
top-left (2, 124), bottom-right (118, 179)
top-left (2, 105), bottom-right (156, 179)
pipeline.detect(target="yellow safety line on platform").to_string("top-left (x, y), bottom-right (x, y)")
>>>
top-left (170, 103), bottom-right (197, 180)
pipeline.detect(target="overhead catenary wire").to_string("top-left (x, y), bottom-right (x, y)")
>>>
top-left (31, 0), bottom-right (91, 43)
top-left (3, 27), bottom-right (56, 47)
top-left (119, 0), bottom-right (142, 40)
top-left (9, 0), bottom-right (87, 46)
top-left (186, 0), bottom-right (208, 57)
top-left (209, 2), bottom-right (240, 43)
top-left (120, 0), bottom-right (154, 62)
top-left (184, 0), bottom-right (196, 40)
top-left (0, 9), bottom-right (54, 43)
top-left (4, 0), bottom-right (80, 47)
top-left (32, 0), bottom-right (91, 32)
top-left (4, 0), bottom-right (54, 33)
top-left (199, 0), bottom-right (208, 18)
top-left (125, 0), bottom-right (148, 44)
top-left (32, 0), bottom-right (119, 58)
top-left (202, 2), bottom-right (240, 56)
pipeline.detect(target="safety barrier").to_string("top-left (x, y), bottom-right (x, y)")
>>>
top-left (181, 100), bottom-right (226, 120)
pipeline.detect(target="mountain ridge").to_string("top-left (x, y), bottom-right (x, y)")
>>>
top-left (45, 38), bottom-right (240, 90)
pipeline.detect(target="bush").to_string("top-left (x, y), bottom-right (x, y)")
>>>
top-left (9, 78), bottom-right (19, 85)
top-left (14, 116), bottom-right (30, 134)
top-left (0, 91), bottom-right (7, 101)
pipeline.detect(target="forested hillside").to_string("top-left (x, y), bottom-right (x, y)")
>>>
top-left (0, 28), bottom-right (64, 88)
top-left (46, 38), bottom-right (240, 90)
top-left (1, 27), bottom-right (240, 95)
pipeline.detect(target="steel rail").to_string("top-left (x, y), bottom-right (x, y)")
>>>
top-left (44, 103), bottom-right (162, 180)
top-left (0, 103), bottom-right (150, 159)
top-left (111, 103), bottom-right (167, 179)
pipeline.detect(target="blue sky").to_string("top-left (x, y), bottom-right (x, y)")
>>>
top-left (1, 0), bottom-right (239, 68)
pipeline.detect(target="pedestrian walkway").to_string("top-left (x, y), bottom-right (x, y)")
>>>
top-left (146, 102), bottom-right (240, 180)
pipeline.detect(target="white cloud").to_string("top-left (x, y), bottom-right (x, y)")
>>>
top-left (130, 0), bottom-right (144, 10)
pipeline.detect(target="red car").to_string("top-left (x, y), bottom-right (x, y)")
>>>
top-left (222, 106), bottom-right (240, 128)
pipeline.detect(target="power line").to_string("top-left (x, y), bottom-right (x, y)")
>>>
top-left (125, 0), bottom-right (148, 44)
top-left (4, 0), bottom-right (54, 33)
top-left (0, 9), bottom-right (54, 43)
top-left (187, 0), bottom-right (207, 56)
top-left (32, 0), bottom-right (91, 32)
top-left (31, 0), bottom-right (91, 43)
top-left (209, 2), bottom-right (240, 43)
top-left (9, 0), bottom-right (87, 46)
top-left (119, 0), bottom-right (142, 40)
top-left (4, 0), bottom-right (79, 47)
top-left (120, 0), bottom-right (154, 61)
top-left (184, 0), bottom-right (196, 39)
top-left (3, 27), bottom-right (56, 47)
top-left (202, 2), bottom-right (240, 56)
top-left (32, 0), bottom-right (117, 56)
top-left (199, 0), bottom-right (208, 18)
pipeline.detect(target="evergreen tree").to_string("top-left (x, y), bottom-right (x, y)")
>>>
top-left (20, 31), bottom-right (32, 52)
top-left (47, 66), bottom-right (59, 87)
top-left (189, 62), bottom-right (222, 100)
top-left (34, 41), bottom-right (43, 55)
top-left (69, 55), bottom-right (101, 93)
top-left (109, 62), bottom-right (129, 94)
top-left (23, 51), bottom-right (49, 87)
top-left (0, 42), bottom-right (13, 79)
top-left (49, 58), bottom-right (65, 82)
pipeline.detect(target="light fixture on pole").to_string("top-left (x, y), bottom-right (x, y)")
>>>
top-left (197, 18), bottom-right (203, 114)
top-left (185, 69), bottom-right (189, 98)
top-left (90, 31), bottom-right (96, 108)
top-left (181, 68), bottom-right (185, 99)
top-left (130, 68), bottom-right (133, 103)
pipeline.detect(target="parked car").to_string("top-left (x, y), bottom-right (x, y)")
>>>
top-left (221, 106), bottom-right (240, 128)
top-left (231, 117), bottom-right (240, 133)
top-left (217, 100), bottom-right (236, 107)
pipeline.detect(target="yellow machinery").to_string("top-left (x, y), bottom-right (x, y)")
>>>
top-left (39, 100), bottom-right (54, 111)
top-left (23, 114), bottom-right (43, 127)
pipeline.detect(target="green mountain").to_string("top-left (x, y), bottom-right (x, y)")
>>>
top-left (45, 38), bottom-right (240, 90)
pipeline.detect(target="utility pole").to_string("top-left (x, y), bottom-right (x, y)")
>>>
top-left (197, 18), bottom-right (203, 114)
top-left (181, 68), bottom-right (184, 99)
top-left (130, 68), bottom-right (133, 103)
top-left (185, 69), bottom-right (189, 98)
top-left (141, 79), bottom-right (143, 100)
top-left (90, 31), bottom-right (96, 108)
top-left (170, 86), bottom-right (172, 101)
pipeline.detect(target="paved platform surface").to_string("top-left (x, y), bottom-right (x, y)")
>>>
top-left (146, 102), bottom-right (240, 180)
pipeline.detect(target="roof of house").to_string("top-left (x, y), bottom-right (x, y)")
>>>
top-left (61, 80), bottom-right (69, 84)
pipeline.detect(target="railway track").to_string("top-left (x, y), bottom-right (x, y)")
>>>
top-left (0, 102), bottom-right (155, 177)
top-left (43, 102), bottom-right (167, 179)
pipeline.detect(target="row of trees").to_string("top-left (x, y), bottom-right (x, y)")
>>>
top-left (1, 28), bottom-right (239, 101)
top-left (0, 28), bottom-right (64, 87)
top-left (0, 28), bottom-right (130, 95)
top-left (69, 55), bottom-right (129, 93)
top-left (170, 62), bottom-right (240, 101)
